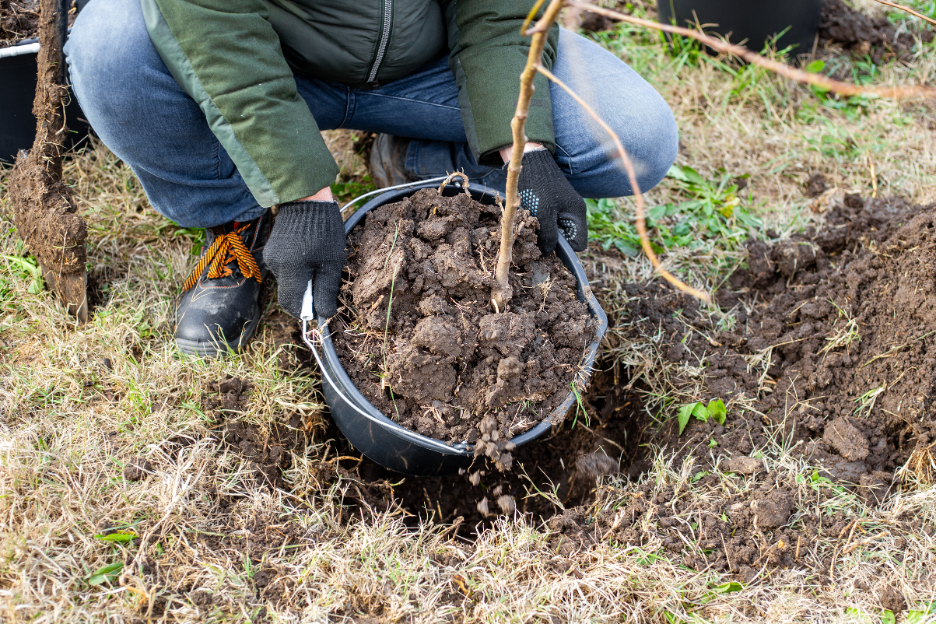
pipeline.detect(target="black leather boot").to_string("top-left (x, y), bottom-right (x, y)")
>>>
top-left (175, 212), bottom-right (271, 357)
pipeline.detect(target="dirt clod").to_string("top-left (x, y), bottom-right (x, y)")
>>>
top-left (1, 0), bottom-right (38, 46)
top-left (723, 456), bottom-right (763, 476)
top-left (751, 489), bottom-right (794, 529)
top-left (819, 0), bottom-right (933, 64)
top-left (805, 173), bottom-right (827, 198)
top-left (579, 10), bottom-right (614, 33)
top-left (575, 450), bottom-right (619, 479)
top-left (496, 494), bottom-right (516, 515)
top-left (879, 585), bottom-right (906, 612)
top-left (823, 417), bottom-right (869, 462)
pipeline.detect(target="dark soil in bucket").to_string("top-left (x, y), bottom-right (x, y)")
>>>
top-left (331, 188), bottom-right (596, 464)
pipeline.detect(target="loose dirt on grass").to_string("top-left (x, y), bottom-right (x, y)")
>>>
top-left (332, 188), bottom-right (595, 459)
top-left (615, 192), bottom-right (936, 492)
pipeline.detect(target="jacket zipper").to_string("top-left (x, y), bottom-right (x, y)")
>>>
top-left (367, 0), bottom-right (393, 84)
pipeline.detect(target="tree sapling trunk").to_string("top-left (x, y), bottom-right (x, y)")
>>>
top-left (491, 0), bottom-right (711, 311)
top-left (491, 0), bottom-right (565, 313)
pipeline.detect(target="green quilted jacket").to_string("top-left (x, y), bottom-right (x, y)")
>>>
top-left (141, 0), bottom-right (559, 208)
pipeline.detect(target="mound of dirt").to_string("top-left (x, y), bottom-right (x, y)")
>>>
top-left (332, 188), bottom-right (596, 453)
top-left (607, 193), bottom-right (935, 495)
top-left (819, 0), bottom-right (933, 64)
top-left (727, 194), bottom-right (935, 486)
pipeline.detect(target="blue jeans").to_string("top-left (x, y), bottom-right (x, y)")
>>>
top-left (65, 0), bottom-right (678, 229)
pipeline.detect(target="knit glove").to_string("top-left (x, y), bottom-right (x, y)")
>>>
top-left (263, 200), bottom-right (346, 319)
top-left (517, 149), bottom-right (588, 256)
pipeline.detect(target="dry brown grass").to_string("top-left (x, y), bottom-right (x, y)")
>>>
top-left (2, 2), bottom-right (936, 621)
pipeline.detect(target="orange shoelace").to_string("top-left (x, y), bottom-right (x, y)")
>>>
top-left (182, 223), bottom-right (262, 292)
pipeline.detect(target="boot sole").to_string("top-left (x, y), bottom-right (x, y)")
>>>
top-left (175, 311), bottom-right (262, 358)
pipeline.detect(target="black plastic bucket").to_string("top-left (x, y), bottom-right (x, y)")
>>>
top-left (657, 0), bottom-right (825, 57)
top-left (0, 37), bottom-right (92, 164)
top-left (315, 181), bottom-right (608, 476)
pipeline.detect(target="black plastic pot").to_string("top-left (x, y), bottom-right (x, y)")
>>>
top-left (0, 37), bottom-right (92, 164)
top-left (657, 0), bottom-right (825, 57)
top-left (315, 181), bottom-right (609, 476)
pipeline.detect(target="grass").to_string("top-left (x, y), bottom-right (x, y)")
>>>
top-left (0, 0), bottom-right (935, 621)
top-left (820, 300), bottom-right (861, 356)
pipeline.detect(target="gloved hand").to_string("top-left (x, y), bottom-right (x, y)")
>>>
top-left (263, 199), bottom-right (346, 319)
top-left (517, 149), bottom-right (588, 256)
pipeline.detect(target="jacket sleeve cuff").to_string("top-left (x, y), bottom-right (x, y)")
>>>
top-left (456, 50), bottom-right (556, 167)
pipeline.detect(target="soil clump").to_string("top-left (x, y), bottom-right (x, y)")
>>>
top-left (332, 188), bottom-right (596, 453)
top-left (0, 0), bottom-right (76, 47)
top-left (0, 0), bottom-right (38, 46)
top-left (818, 0), bottom-right (933, 64)
top-left (123, 457), bottom-right (153, 482)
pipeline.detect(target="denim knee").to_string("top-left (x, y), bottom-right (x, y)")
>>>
top-left (628, 105), bottom-right (679, 196)
top-left (65, 0), bottom-right (157, 128)
top-left (601, 102), bottom-right (679, 198)
top-left (565, 105), bottom-right (678, 200)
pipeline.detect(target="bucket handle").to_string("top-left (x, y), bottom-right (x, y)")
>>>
top-left (437, 171), bottom-right (471, 197)
top-left (299, 281), bottom-right (378, 424)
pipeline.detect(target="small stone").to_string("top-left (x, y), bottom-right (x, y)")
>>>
top-left (724, 456), bottom-right (764, 475)
top-left (123, 458), bottom-right (153, 482)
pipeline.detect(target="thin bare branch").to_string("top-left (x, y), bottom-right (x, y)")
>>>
top-left (493, 0), bottom-right (566, 311)
top-left (534, 64), bottom-right (711, 302)
top-left (874, 0), bottom-right (936, 27)
top-left (572, 2), bottom-right (936, 99)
